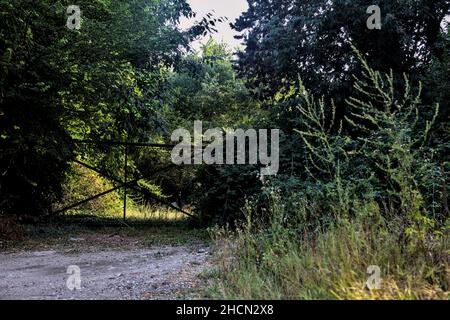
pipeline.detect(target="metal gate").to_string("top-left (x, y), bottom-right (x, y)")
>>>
top-left (52, 139), bottom-right (195, 221)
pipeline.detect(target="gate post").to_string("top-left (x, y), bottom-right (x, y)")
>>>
top-left (123, 144), bottom-right (128, 222)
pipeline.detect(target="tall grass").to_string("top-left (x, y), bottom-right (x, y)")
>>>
top-left (209, 204), bottom-right (449, 300)
top-left (56, 162), bottom-right (189, 222)
top-left (208, 55), bottom-right (449, 300)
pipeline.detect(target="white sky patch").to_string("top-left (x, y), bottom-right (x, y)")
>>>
top-left (442, 15), bottom-right (450, 30)
top-left (180, 3), bottom-right (449, 53)
top-left (179, 0), bottom-right (248, 53)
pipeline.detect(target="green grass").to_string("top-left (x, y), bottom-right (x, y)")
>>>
top-left (207, 215), bottom-right (449, 300)
top-left (1, 206), bottom-right (208, 251)
top-left (44, 161), bottom-right (202, 247)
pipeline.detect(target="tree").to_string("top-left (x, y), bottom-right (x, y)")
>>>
top-left (167, 39), bottom-right (258, 129)
top-left (0, 0), bottom-right (200, 216)
top-left (233, 0), bottom-right (450, 100)
top-left (136, 39), bottom-right (262, 210)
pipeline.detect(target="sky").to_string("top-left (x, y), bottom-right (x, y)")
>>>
top-left (179, 2), bottom-right (449, 53)
top-left (179, 0), bottom-right (249, 52)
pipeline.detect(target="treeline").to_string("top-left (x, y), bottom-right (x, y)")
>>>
top-left (206, 0), bottom-right (450, 299)
top-left (197, 0), bottom-right (450, 225)
top-left (1, 1), bottom-right (449, 237)
top-left (1, 0), bottom-right (449, 298)
top-left (0, 0), bottom-right (221, 216)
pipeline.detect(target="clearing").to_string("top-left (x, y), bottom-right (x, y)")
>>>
top-left (0, 216), bottom-right (212, 300)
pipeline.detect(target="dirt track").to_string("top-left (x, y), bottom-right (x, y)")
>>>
top-left (0, 243), bottom-right (211, 300)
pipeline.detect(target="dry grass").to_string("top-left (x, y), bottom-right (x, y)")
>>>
top-left (208, 218), bottom-right (449, 300)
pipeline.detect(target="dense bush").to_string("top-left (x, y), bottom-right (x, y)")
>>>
top-left (0, 0), bottom-right (75, 215)
top-left (210, 207), bottom-right (449, 299)
top-left (209, 59), bottom-right (449, 299)
top-left (0, 0), bottom-right (202, 217)
top-left (55, 163), bottom-right (122, 217)
top-left (191, 164), bottom-right (262, 226)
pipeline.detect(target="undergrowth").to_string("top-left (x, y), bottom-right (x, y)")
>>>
top-left (208, 55), bottom-right (449, 300)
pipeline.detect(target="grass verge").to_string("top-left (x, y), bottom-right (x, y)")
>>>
top-left (207, 217), bottom-right (449, 300)
top-left (0, 208), bottom-right (208, 252)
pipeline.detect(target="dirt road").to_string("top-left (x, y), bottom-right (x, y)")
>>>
top-left (0, 242), bottom-right (211, 300)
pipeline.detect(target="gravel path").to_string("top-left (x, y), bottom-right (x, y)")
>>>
top-left (0, 244), bottom-right (211, 300)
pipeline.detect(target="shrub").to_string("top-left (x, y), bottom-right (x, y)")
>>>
top-left (191, 164), bottom-right (262, 226)
top-left (55, 162), bottom-right (122, 217)
top-left (0, 135), bottom-right (72, 216)
top-left (209, 207), bottom-right (449, 300)
top-left (208, 54), bottom-right (449, 300)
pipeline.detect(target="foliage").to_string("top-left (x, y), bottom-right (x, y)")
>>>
top-left (191, 164), bottom-right (262, 226)
top-left (56, 163), bottom-right (122, 217)
top-left (0, 0), bottom-right (204, 216)
top-left (0, 0), bottom-right (449, 301)
top-left (272, 54), bottom-right (445, 234)
top-left (234, 0), bottom-right (450, 99)
top-left (207, 55), bottom-right (449, 299)
top-left (141, 40), bottom-right (262, 211)
top-left (167, 39), bottom-right (259, 129)
top-left (209, 208), bottom-right (449, 300)
top-left (1, 0), bottom-right (77, 215)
